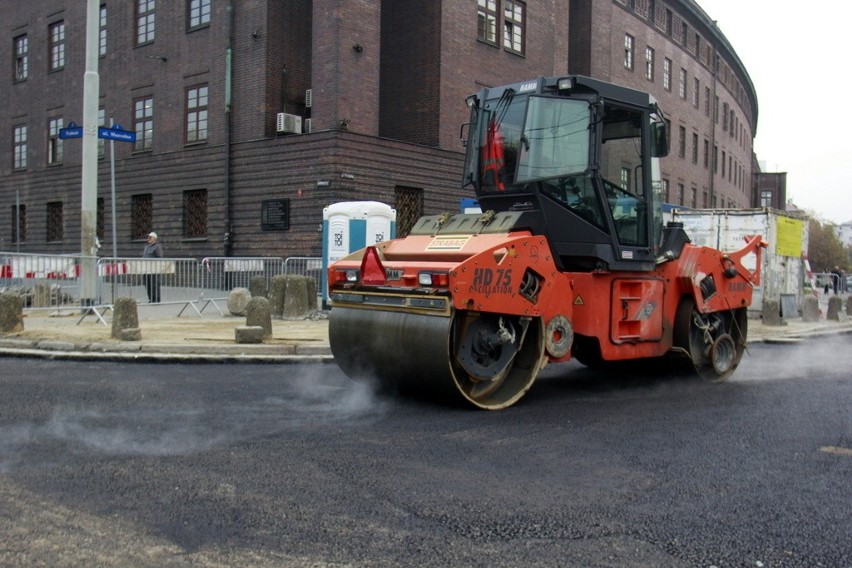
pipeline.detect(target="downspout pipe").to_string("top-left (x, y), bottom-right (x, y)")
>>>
top-left (223, 0), bottom-right (234, 256)
top-left (709, 47), bottom-right (718, 208)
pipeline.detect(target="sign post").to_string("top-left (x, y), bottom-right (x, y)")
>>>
top-left (62, 114), bottom-right (136, 304)
top-left (80, 0), bottom-right (100, 306)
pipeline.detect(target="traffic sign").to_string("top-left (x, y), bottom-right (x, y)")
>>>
top-left (98, 126), bottom-right (136, 143)
top-left (59, 122), bottom-right (83, 139)
top-left (58, 121), bottom-right (137, 142)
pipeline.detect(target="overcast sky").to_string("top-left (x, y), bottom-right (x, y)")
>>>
top-left (698, 0), bottom-right (852, 225)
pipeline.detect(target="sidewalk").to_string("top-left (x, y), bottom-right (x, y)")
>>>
top-left (1, 305), bottom-right (851, 363)
top-left (1, 305), bottom-right (333, 363)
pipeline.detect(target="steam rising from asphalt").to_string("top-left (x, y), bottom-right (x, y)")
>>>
top-left (736, 335), bottom-right (850, 381)
top-left (0, 369), bottom-right (385, 472)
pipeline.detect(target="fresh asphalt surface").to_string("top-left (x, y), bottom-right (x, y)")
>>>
top-left (1, 338), bottom-right (850, 567)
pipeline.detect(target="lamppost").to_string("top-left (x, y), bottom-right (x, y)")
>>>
top-left (79, 0), bottom-right (100, 305)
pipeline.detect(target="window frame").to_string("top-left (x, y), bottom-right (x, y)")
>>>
top-left (11, 204), bottom-right (27, 244)
top-left (477, 0), bottom-right (498, 45)
top-left (502, 0), bottom-right (525, 55)
top-left (98, 107), bottom-right (106, 158)
top-left (48, 21), bottom-right (66, 71)
top-left (691, 132), bottom-right (698, 164)
top-left (187, 0), bottom-right (211, 31)
top-left (13, 125), bottom-right (27, 170)
top-left (645, 46), bottom-right (654, 81)
top-left (136, 0), bottom-right (156, 46)
top-left (48, 117), bottom-right (64, 165)
top-left (185, 84), bottom-right (209, 144)
top-left (624, 34), bottom-right (634, 70)
top-left (14, 34), bottom-right (28, 82)
top-left (663, 58), bottom-right (671, 91)
top-left (99, 4), bottom-right (107, 56)
top-left (182, 189), bottom-right (208, 239)
top-left (46, 201), bottom-right (64, 243)
top-left (133, 95), bottom-right (154, 151)
top-left (131, 193), bottom-right (153, 240)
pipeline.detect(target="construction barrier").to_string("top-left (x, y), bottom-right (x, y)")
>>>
top-left (198, 257), bottom-right (286, 291)
top-left (0, 253), bottom-right (89, 307)
top-left (1, 252), bottom-right (323, 315)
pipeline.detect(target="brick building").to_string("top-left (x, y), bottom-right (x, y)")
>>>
top-left (1, 0), bottom-right (758, 259)
top-left (754, 171), bottom-right (788, 211)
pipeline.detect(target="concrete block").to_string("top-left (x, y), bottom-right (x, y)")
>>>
top-left (826, 296), bottom-right (843, 321)
top-left (245, 296), bottom-right (272, 339)
top-left (111, 297), bottom-right (141, 340)
top-left (846, 296), bottom-right (852, 316)
top-left (235, 325), bottom-right (266, 344)
top-left (0, 292), bottom-right (24, 333)
top-left (32, 283), bottom-right (52, 308)
top-left (119, 328), bottom-right (142, 341)
top-left (305, 277), bottom-right (318, 310)
top-left (269, 275), bottom-right (288, 318)
top-left (249, 275), bottom-right (268, 299)
top-left (801, 295), bottom-right (820, 323)
top-left (761, 299), bottom-right (784, 326)
top-left (283, 275), bottom-right (311, 319)
top-left (227, 287), bottom-right (252, 316)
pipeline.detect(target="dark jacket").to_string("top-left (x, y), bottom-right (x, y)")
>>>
top-left (143, 242), bottom-right (164, 258)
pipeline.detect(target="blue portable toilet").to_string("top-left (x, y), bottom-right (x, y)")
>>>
top-left (321, 201), bottom-right (396, 306)
top-left (460, 197), bottom-right (481, 213)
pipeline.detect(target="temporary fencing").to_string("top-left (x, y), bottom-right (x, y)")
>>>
top-left (98, 257), bottom-right (203, 305)
top-left (0, 252), bottom-right (88, 307)
top-left (198, 257), bottom-right (287, 291)
top-left (1, 251), bottom-right (323, 314)
top-left (283, 256), bottom-right (324, 279)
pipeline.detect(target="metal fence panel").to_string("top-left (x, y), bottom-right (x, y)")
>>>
top-left (198, 257), bottom-right (286, 291)
top-left (0, 252), bottom-right (89, 307)
top-left (97, 257), bottom-right (202, 304)
top-left (2, 252), bottom-right (324, 310)
top-left (284, 256), bottom-right (322, 280)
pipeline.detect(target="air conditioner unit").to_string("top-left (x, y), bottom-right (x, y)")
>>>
top-left (276, 112), bottom-right (302, 134)
top-left (304, 118), bottom-right (312, 134)
top-left (305, 88), bottom-right (313, 108)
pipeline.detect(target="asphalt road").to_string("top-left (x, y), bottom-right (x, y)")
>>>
top-left (1, 337), bottom-right (850, 567)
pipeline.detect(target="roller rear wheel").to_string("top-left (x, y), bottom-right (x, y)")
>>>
top-left (673, 298), bottom-right (747, 382)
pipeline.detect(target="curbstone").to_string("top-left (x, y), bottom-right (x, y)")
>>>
top-left (36, 340), bottom-right (79, 351)
top-left (89, 342), bottom-right (143, 352)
